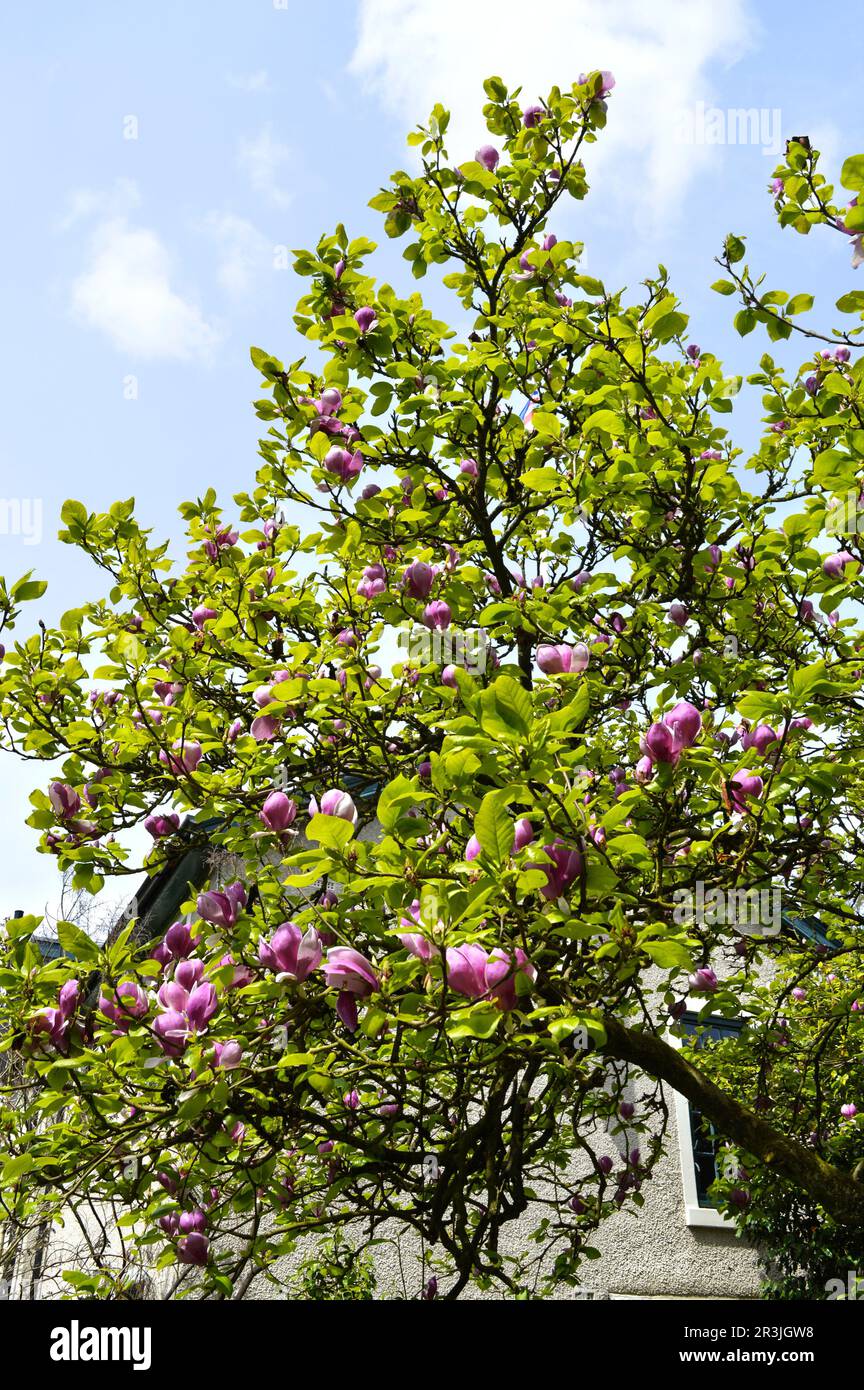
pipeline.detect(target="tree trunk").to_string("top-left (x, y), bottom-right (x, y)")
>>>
top-left (601, 1015), bottom-right (864, 1226)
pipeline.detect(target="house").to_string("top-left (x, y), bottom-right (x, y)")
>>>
top-left (3, 831), bottom-right (828, 1300)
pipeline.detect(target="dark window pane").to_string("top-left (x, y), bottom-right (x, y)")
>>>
top-left (680, 1014), bottom-right (743, 1207)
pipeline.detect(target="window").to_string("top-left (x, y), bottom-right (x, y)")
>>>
top-left (673, 1013), bottom-right (743, 1229)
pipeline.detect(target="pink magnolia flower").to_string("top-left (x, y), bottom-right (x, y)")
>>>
top-left (635, 755), bottom-right (655, 783)
top-left (640, 701), bottom-right (702, 767)
top-left (727, 771), bottom-right (764, 813)
top-left (689, 967), bottom-right (718, 994)
top-left (30, 1007), bottom-right (71, 1051)
top-left (445, 944), bottom-right (535, 1011)
top-left (192, 605), bottom-right (218, 630)
top-left (309, 789), bottom-right (357, 823)
top-left (441, 664), bottom-right (458, 688)
top-left (823, 551), bottom-right (856, 578)
top-left (175, 959), bottom-right (204, 991)
top-left (664, 700), bottom-right (702, 749)
top-left (533, 841), bottom-right (583, 900)
top-left (485, 948), bottom-right (536, 1011)
top-left (423, 600), bottom-right (452, 631)
top-left (512, 818), bottom-right (535, 852)
top-left (398, 900), bottom-right (441, 961)
top-left (323, 446), bottom-right (364, 482)
top-left (259, 922), bottom-right (322, 981)
top-left (177, 1233), bottom-right (209, 1266)
top-left (49, 781), bottom-right (81, 818)
top-left (641, 722), bottom-right (680, 765)
top-left (218, 953), bottom-right (253, 990)
top-left (144, 811), bottom-right (180, 840)
top-left (475, 145), bottom-right (500, 172)
top-left (668, 602), bottom-right (689, 627)
top-left (358, 563), bottom-right (387, 599)
top-left (323, 947), bottom-right (379, 1032)
top-left (164, 921), bottom-right (197, 960)
top-left (185, 984), bottom-right (218, 1030)
top-left (399, 931), bottom-right (440, 962)
top-left (153, 981), bottom-right (218, 1055)
top-left (403, 560), bottom-right (435, 600)
top-left (741, 724), bottom-right (778, 756)
top-left (536, 642), bottom-right (590, 675)
top-left (152, 1009), bottom-right (189, 1056)
top-left (160, 741), bottom-right (203, 775)
top-left (841, 1103), bottom-right (858, 1119)
top-left (354, 306), bottom-right (377, 333)
top-left (251, 714), bottom-right (281, 742)
top-left (260, 791), bottom-right (298, 833)
top-left (178, 1209), bottom-right (207, 1235)
top-left (99, 981), bottom-right (148, 1030)
top-left (197, 882), bottom-right (247, 929)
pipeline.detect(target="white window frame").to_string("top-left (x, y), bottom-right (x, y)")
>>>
top-left (668, 1005), bottom-right (736, 1229)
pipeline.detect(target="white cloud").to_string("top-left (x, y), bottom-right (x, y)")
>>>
top-left (203, 211), bottom-right (272, 297)
top-left (349, 0), bottom-right (754, 225)
top-left (70, 217), bottom-right (224, 362)
top-left (58, 177), bottom-right (141, 231)
top-left (238, 124), bottom-right (292, 207)
top-left (227, 69), bottom-right (272, 92)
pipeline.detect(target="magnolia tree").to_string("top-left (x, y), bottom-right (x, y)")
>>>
top-left (2, 75), bottom-right (864, 1300)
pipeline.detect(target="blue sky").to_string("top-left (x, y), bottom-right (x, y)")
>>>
top-left (1, 0), bottom-right (863, 921)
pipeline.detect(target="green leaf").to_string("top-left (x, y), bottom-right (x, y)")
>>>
top-left (113, 631), bottom-right (146, 665)
top-left (305, 814), bottom-right (355, 849)
top-left (60, 499), bottom-right (88, 527)
top-left (840, 154), bottom-right (864, 193)
top-left (725, 234), bottom-right (746, 264)
top-left (474, 790), bottom-right (514, 861)
top-left (836, 291), bottom-right (864, 314)
top-left (711, 280), bottom-right (737, 296)
top-left (606, 833), bottom-right (652, 865)
top-left (282, 852), bottom-right (331, 887)
top-left (457, 160), bottom-right (497, 190)
top-left (642, 939), bottom-right (693, 970)
top-left (447, 1006), bottom-right (502, 1040)
top-left (786, 293), bottom-right (814, 316)
top-left (649, 310), bottom-right (688, 342)
top-left (521, 467), bottom-right (562, 492)
top-left (2, 1154), bottom-right (36, 1182)
top-left (570, 275), bottom-right (605, 296)
top-left (530, 411), bottom-right (561, 440)
top-left (11, 578), bottom-right (47, 603)
top-left (583, 408), bottom-right (622, 436)
top-left (250, 346), bottom-right (282, 376)
top-left (56, 919), bottom-right (100, 962)
top-left (478, 676), bottom-right (533, 745)
top-left (546, 683), bottom-right (590, 733)
top-left (377, 775), bottom-right (425, 831)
